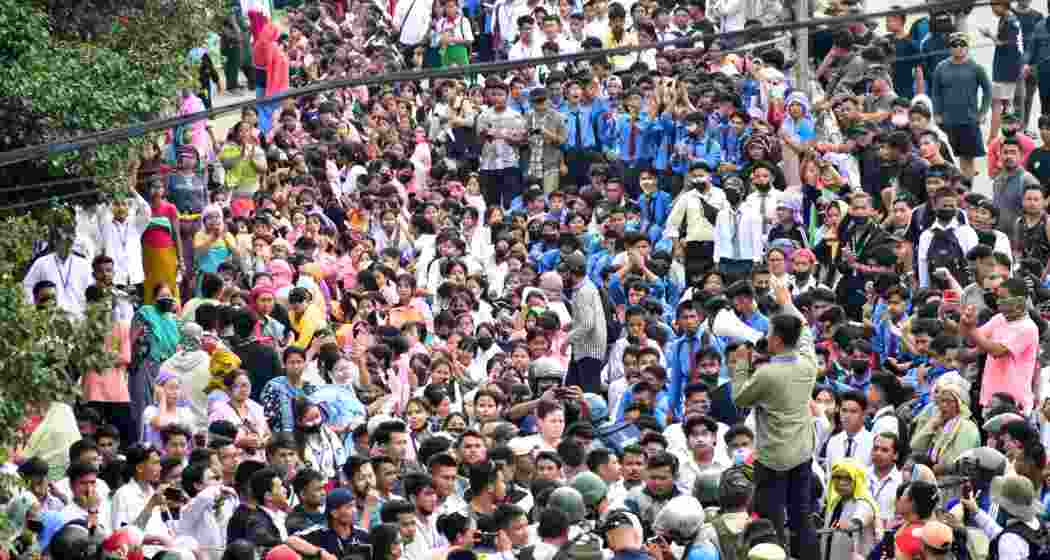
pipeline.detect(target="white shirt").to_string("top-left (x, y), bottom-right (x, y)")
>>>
top-left (742, 190), bottom-right (781, 241)
top-left (94, 192), bottom-right (152, 285)
top-left (261, 506), bottom-right (289, 542)
top-left (871, 405), bottom-right (900, 438)
top-left (675, 451), bottom-right (730, 495)
top-left (111, 480), bottom-right (171, 537)
top-left (866, 466), bottom-right (902, 524)
top-left (62, 500), bottom-right (112, 539)
top-left (395, 0), bottom-right (436, 46)
top-left (23, 252), bottom-right (94, 316)
top-left (665, 421), bottom-right (731, 465)
top-left (713, 204), bottom-right (765, 263)
top-left (824, 429), bottom-right (874, 469)
top-left (405, 511), bottom-right (443, 560)
top-left (916, 219), bottom-right (979, 288)
top-left (177, 486), bottom-right (237, 560)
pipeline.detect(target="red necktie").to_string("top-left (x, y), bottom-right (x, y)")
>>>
top-left (389, 0), bottom-right (397, 21)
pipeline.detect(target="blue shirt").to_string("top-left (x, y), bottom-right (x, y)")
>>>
top-left (561, 103), bottom-right (601, 150)
top-left (671, 132), bottom-right (722, 175)
top-left (607, 112), bottom-right (661, 164)
top-left (639, 190), bottom-right (672, 244)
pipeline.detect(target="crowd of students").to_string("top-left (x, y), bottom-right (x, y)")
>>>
top-left (12, 0), bottom-right (1050, 558)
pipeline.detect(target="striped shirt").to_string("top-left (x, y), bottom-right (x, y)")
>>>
top-left (566, 278), bottom-right (608, 361)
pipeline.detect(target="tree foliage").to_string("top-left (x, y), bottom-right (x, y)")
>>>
top-left (0, 209), bottom-right (115, 448)
top-left (0, 0), bottom-right (218, 447)
top-left (0, 0), bottom-right (217, 190)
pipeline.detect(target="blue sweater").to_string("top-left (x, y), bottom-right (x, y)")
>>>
top-left (931, 58), bottom-right (993, 125)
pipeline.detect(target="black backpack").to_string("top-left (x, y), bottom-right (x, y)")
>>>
top-left (990, 520), bottom-right (1050, 560)
top-left (927, 227), bottom-right (969, 286)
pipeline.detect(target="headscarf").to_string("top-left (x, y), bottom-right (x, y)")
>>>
top-left (135, 305), bottom-right (180, 362)
top-left (180, 321), bottom-right (204, 353)
top-left (207, 349), bottom-right (241, 394)
top-left (539, 271), bottom-right (564, 302)
top-left (202, 204), bottom-right (224, 224)
top-left (251, 284), bottom-right (276, 314)
top-left (269, 259), bottom-right (294, 289)
top-left (928, 382), bottom-right (972, 463)
top-left (824, 459), bottom-right (880, 521)
top-left (156, 369), bottom-right (178, 387)
top-left (175, 93), bottom-right (209, 161)
top-left (777, 192), bottom-right (803, 225)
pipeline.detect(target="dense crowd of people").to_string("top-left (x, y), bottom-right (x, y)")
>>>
top-left (13, 0), bottom-right (1050, 558)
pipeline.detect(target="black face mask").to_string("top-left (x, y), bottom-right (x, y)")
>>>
top-left (319, 350), bottom-right (341, 370)
top-left (725, 189), bottom-right (742, 206)
top-left (649, 260), bottom-right (670, 277)
top-left (156, 297), bottom-right (176, 314)
top-left (477, 336), bottom-right (494, 350)
top-left (301, 423), bottom-right (323, 434)
top-left (984, 291), bottom-right (999, 310)
top-left (849, 358), bottom-right (869, 374)
top-left (935, 208), bottom-right (956, 223)
top-left (26, 519), bottom-right (43, 533)
top-left (794, 270), bottom-right (811, 284)
top-left (753, 182), bottom-right (771, 193)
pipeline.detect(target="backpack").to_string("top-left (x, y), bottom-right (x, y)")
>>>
top-left (989, 520), bottom-right (1050, 560)
top-left (926, 227), bottom-right (969, 286)
top-left (909, 16), bottom-right (930, 44)
top-left (712, 514), bottom-right (748, 560)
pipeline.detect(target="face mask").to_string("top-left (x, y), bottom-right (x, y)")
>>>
top-left (477, 336), bottom-right (494, 350)
top-left (984, 291), bottom-right (999, 309)
top-left (794, 270), bottom-right (810, 284)
top-left (319, 349), bottom-right (341, 370)
top-left (849, 358), bottom-right (869, 375)
top-left (753, 182), bottom-right (770, 193)
top-left (891, 114), bottom-right (909, 128)
top-left (26, 519), bottom-right (43, 533)
top-left (649, 260), bottom-right (670, 277)
top-left (689, 177), bottom-right (708, 190)
top-left (301, 422), bottom-right (322, 433)
top-left (1003, 128), bottom-right (1018, 138)
top-left (156, 297), bottom-right (176, 314)
top-left (725, 189), bottom-right (742, 206)
top-left (935, 208), bottom-right (956, 223)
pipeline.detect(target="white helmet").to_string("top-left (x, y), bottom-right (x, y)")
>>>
top-left (652, 496), bottom-right (706, 546)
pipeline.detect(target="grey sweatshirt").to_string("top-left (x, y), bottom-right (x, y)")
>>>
top-left (930, 58), bottom-right (992, 126)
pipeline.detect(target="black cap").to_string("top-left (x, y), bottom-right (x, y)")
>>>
top-left (530, 87), bottom-right (549, 100)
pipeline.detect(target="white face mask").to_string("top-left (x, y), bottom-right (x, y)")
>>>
top-left (891, 114), bottom-right (909, 128)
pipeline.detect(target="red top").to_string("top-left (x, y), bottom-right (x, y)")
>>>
top-left (142, 200), bottom-right (179, 249)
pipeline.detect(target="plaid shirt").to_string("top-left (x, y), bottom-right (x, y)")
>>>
top-left (567, 277), bottom-right (608, 361)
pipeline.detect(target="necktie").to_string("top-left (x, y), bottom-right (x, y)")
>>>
top-left (760, 193), bottom-right (769, 236)
top-left (574, 111), bottom-right (583, 148)
top-left (731, 209), bottom-right (741, 258)
top-left (689, 338), bottom-right (698, 378)
top-left (390, 0), bottom-right (396, 20)
top-left (493, 5), bottom-right (502, 48)
top-left (628, 120), bottom-right (639, 159)
top-left (845, 437), bottom-right (854, 458)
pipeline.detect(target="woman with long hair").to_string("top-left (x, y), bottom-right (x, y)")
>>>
top-left (129, 283), bottom-right (181, 437)
top-left (209, 370), bottom-right (270, 461)
top-left (193, 204), bottom-right (239, 296)
top-left (142, 177), bottom-right (183, 304)
top-left (292, 398), bottom-right (347, 483)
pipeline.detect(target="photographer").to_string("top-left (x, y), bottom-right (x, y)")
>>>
top-left (523, 88), bottom-right (567, 194)
top-left (287, 488), bottom-right (370, 560)
top-left (960, 474), bottom-right (1048, 560)
top-left (961, 279), bottom-right (1041, 413)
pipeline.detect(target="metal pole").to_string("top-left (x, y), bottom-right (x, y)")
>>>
top-left (796, 0), bottom-right (811, 98)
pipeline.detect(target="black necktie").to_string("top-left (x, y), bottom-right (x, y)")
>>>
top-left (574, 111), bottom-right (583, 148)
top-left (845, 436), bottom-right (854, 458)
